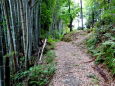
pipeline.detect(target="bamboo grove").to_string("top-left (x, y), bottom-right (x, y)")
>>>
top-left (0, 0), bottom-right (80, 86)
top-left (0, 0), bottom-right (43, 85)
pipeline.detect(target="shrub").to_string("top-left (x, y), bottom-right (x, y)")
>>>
top-left (12, 44), bottom-right (56, 86)
top-left (44, 50), bottom-right (56, 64)
top-left (28, 64), bottom-right (56, 86)
top-left (86, 26), bottom-right (115, 75)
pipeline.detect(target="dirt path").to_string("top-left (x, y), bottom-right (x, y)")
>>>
top-left (50, 31), bottom-right (114, 86)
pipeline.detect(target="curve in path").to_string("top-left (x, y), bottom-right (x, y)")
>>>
top-left (50, 31), bottom-right (114, 86)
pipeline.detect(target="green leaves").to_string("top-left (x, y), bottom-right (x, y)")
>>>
top-left (59, 1), bottom-right (80, 24)
top-left (11, 44), bottom-right (56, 86)
top-left (28, 64), bottom-right (56, 86)
top-left (44, 50), bottom-right (56, 64)
top-left (12, 63), bottom-right (56, 86)
top-left (86, 26), bottom-right (115, 75)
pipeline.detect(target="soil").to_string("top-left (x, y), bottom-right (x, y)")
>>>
top-left (49, 30), bottom-right (115, 86)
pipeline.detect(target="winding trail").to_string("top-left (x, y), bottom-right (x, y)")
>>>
top-left (50, 31), bottom-right (114, 86)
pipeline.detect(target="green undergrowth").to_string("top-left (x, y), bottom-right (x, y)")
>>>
top-left (12, 41), bottom-right (56, 86)
top-left (86, 27), bottom-right (115, 75)
top-left (45, 37), bottom-right (57, 53)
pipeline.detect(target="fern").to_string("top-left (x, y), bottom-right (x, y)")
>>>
top-left (86, 27), bottom-right (115, 75)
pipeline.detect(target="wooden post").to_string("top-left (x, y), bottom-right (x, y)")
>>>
top-left (39, 39), bottom-right (47, 61)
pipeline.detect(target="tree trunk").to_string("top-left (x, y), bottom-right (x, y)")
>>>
top-left (70, 17), bottom-right (73, 32)
top-left (68, 0), bottom-right (73, 32)
top-left (80, 0), bottom-right (84, 29)
top-left (3, 0), bottom-right (18, 72)
top-left (8, 0), bottom-right (17, 52)
top-left (19, 0), bottom-right (27, 57)
top-left (0, 22), bottom-right (4, 86)
top-left (5, 57), bottom-right (10, 86)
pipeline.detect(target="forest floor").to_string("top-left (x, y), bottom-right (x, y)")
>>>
top-left (49, 30), bottom-right (115, 86)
